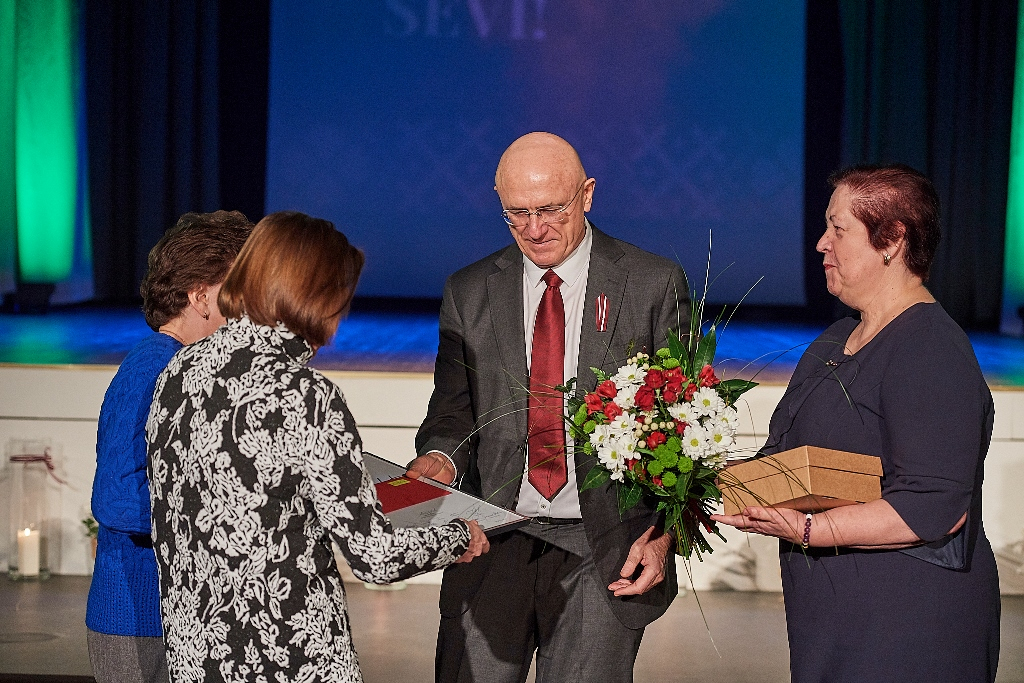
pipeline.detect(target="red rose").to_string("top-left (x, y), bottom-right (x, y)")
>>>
top-left (584, 393), bottom-right (603, 415)
top-left (634, 385), bottom-right (656, 411)
top-left (596, 380), bottom-right (618, 399)
top-left (646, 431), bottom-right (666, 447)
top-left (698, 364), bottom-right (720, 387)
top-left (664, 366), bottom-right (684, 391)
top-left (662, 388), bottom-right (678, 404)
top-left (603, 402), bottom-right (624, 420)
top-left (683, 383), bottom-right (697, 402)
top-left (652, 476), bottom-right (663, 487)
top-left (675, 420), bottom-right (687, 434)
top-left (644, 369), bottom-right (665, 389)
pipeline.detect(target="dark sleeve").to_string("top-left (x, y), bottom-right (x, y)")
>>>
top-left (415, 276), bottom-right (476, 475)
top-left (879, 323), bottom-right (990, 542)
top-left (655, 263), bottom-right (691, 347)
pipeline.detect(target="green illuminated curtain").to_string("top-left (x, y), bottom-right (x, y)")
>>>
top-left (0, 0), bottom-right (91, 299)
top-left (1004, 0), bottom-right (1024, 335)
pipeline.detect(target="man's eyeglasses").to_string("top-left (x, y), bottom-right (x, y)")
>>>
top-left (501, 181), bottom-right (588, 228)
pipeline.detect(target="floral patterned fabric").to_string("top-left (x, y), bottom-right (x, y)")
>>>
top-left (147, 316), bottom-right (470, 682)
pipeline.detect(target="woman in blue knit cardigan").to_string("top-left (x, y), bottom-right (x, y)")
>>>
top-left (86, 211), bottom-right (252, 683)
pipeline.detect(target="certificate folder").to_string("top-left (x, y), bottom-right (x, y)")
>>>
top-left (364, 452), bottom-right (529, 537)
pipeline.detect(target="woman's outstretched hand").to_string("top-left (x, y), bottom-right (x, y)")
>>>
top-left (455, 519), bottom-right (490, 563)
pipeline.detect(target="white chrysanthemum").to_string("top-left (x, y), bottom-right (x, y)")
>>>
top-left (607, 412), bottom-right (639, 439)
top-left (668, 400), bottom-right (698, 423)
top-left (692, 387), bottom-right (725, 417)
top-left (708, 421), bottom-right (735, 453)
top-left (682, 423), bottom-right (711, 458)
top-left (589, 423), bottom-right (615, 450)
top-left (613, 382), bottom-right (640, 410)
top-left (718, 405), bottom-right (739, 427)
top-left (612, 363), bottom-right (646, 390)
top-left (701, 452), bottom-right (728, 470)
top-left (597, 439), bottom-right (633, 478)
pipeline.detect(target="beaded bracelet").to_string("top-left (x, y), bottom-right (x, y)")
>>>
top-left (801, 513), bottom-right (813, 549)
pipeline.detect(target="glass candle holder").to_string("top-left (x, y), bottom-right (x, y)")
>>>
top-left (8, 444), bottom-right (52, 580)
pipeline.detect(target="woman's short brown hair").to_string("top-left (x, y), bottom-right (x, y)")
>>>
top-left (218, 211), bottom-right (364, 349)
top-left (141, 210), bottom-right (254, 330)
top-left (829, 164), bottom-right (941, 280)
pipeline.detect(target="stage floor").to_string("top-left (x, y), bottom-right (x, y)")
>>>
top-left (1, 307), bottom-right (1023, 386)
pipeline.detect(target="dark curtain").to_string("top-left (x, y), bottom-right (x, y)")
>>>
top-left (836, 0), bottom-right (1017, 329)
top-left (804, 1), bottom-right (847, 320)
top-left (85, 0), bottom-right (269, 303)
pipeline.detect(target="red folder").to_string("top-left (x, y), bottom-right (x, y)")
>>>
top-left (375, 476), bottom-right (452, 514)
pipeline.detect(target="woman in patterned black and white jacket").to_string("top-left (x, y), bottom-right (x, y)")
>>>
top-left (146, 212), bottom-right (489, 682)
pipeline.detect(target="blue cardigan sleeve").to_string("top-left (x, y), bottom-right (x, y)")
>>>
top-left (91, 334), bottom-right (181, 535)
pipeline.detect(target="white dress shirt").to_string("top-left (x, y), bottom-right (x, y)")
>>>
top-left (514, 224), bottom-right (593, 519)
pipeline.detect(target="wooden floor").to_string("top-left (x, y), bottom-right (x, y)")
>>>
top-left (1, 576), bottom-right (1022, 682)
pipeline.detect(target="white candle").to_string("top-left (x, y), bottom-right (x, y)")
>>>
top-left (17, 528), bottom-right (40, 577)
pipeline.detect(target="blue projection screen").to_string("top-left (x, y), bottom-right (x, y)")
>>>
top-left (266, 1), bottom-right (806, 304)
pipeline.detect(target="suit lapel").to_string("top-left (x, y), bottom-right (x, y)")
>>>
top-left (487, 247), bottom-right (529, 437)
top-left (576, 227), bottom-right (627, 393)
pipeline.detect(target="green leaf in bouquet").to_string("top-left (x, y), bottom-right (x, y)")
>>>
top-left (583, 420), bottom-right (596, 434)
top-left (665, 504), bottom-right (681, 534)
top-left (662, 357), bottom-right (680, 369)
top-left (555, 377), bottom-right (576, 394)
top-left (583, 441), bottom-right (594, 454)
top-left (591, 367), bottom-right (609, 383)
top-left (661, 471), bottom-right (677, 488)
top-left (693, 324), bottom-right (717, 371)
top-left (676, 455), bottom-right (694, 473)
top-left (719, 378), bottom-right (758, 403)
top-left (654, 445), bottom-right (677, 468)
top-left (666, 329), bottom-right (686, 361)
top-left (573, 403), bottom-right (588, 425)
top-left (702, 480), bottom-right (721, 501)
top-left (647, 460), bottom-right (664, 477)
top-left (655, 347), bottom-right (671, 359)
top-left (675, 470), bottom-right (692, 499)
top-left (580, 465), bottom-right (611, 491)
top-left (621, 481), bottom-right (643, 511)
top-left (666, 436), bottom-right (682, 452)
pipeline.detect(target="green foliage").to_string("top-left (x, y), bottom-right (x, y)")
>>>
top-left (647, 460), bottom-right (664, 477)
top-left (718, 377), bottom-right (758, 404)
top-left (666, 436), bottom-right (682, 452)
top-left (580, 465), bottom-right (611, 491)
top-left (661, 471), bottom-right (677, 488)
top-left (618, 480), bottom-right (643, 513)
top-left (693, 324), bottom-right (717, 371)
top-left (676, 456), bottom-right (694, 473)
top-left (592, 367), bottom-right (610, 383)
top-left (82, 516), bottom-right (98, 538)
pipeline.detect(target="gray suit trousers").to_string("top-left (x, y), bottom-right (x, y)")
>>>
top-left (436, 523), bottom-right (644, 683)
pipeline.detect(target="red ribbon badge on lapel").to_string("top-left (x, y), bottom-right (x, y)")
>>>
top-left (595, 293), bottom-right (608, 332)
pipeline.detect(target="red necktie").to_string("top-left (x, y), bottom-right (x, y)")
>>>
top-left (528, 270), bottom-right (567, 500)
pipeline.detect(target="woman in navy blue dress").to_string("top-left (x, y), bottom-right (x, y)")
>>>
top-left (714, 165), bottom-right (1000, 682)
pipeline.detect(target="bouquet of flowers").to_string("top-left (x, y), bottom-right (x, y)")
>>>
top-left (566, 326), bottom-right (756, 559)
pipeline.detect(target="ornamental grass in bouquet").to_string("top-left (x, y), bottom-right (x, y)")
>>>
top-left (565, 319), bottom-right (756, 560)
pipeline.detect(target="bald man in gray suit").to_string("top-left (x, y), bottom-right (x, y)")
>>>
top-left (407, 132), bottom-right (690, 683)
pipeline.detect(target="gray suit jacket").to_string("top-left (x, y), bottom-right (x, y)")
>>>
top-left (416, 225), bottom-right (689, 629)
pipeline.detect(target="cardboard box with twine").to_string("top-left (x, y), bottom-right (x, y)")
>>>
top-left (719, 446), bottom-right (884, 515)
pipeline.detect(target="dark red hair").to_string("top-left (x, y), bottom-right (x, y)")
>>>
top-left (829, 164), bottom-right (940, 280)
